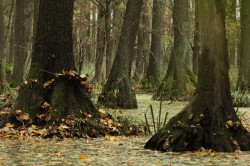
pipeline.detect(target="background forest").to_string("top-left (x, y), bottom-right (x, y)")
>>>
top-left (0, 0), bottom-right (250, 165)
top-left (0, 0), bottom-right (248, 103)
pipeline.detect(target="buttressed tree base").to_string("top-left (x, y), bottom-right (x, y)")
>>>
top-left (145, 0), bottom-right (250, 152)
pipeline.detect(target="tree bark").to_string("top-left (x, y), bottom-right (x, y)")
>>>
top-left (237, 0), bottom-right (250, 91)
top-left (153, 0), bottom-right (190, 100)
top-left (98, 0), bottom-right (143, 109)
top-left (0, 1), bottom-right (6, 84)
top-left (105, 0), bottom-right (113, 79)
top-left (134, 2), bottom-right (150, 81)
top-left (226, 0), bottom-right (237, 67)
top-left (144, 0), bottom-right (166, 87)
top-left (13, 0), bottom-right (99, 121)
top-left (12, 0), bottom-right (26, 86)
top-left (193, 0), bottom-right (200, 75)
top-left (145, 0), bottom-right (250, 152)
top-left (93, 3), bottom-right (105, 83)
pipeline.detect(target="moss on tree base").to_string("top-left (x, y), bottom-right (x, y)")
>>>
top-left (145, 94), bottom-right (250, 152)
top-left (98, 78), bottom-right (138, 109)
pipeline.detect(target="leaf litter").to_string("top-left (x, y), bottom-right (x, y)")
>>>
top-left (0, 94), bottom-right (249, 165)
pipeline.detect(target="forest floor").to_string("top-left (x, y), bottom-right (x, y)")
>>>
top-left (0, 94), bottom-right (250, 166)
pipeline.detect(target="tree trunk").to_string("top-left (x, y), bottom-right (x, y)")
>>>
top-left (98, 0), bottom-right (143, 109)
top-left (12, 0), bottom-right (26, 86)
top-left (13, 0), bottom-right (99, 121)
top-left (145, 0), bottom-right (250, 152)
top-left (144, 0), bottom-right (165, 87)
top-left (226, 0), bottom-right (237, 67)
top-left (134, 2), bottom-right (150, 81)
top-left (105, 0), bottom-right (113, 79)
top-left (93, 4), bottom-right (105, 83)
top-left (0, 1), bottom-right (6, 84)
top-left (237, 0), bottom-right (250, 91)
top-left (153, 0), bottom-right (190, 100)
top-left (111, 0), bottom-right (122, 64)
top-left (193, 0), bottom-right (200, 75)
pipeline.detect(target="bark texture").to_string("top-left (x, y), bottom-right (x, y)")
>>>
top-left (134, 3), bottom-right (150, 81)
top-left (12, 0), bottom-right (26, 86)
top-left (98, 0), bottom-right (143, 109)
top-left (0, 1), bottom-right (6, 84)
top-left (13, 0), bottom-right (99, 120)
top-left (144, 0), bottom-right (165, 87)
top-left (145, 0), bottom-right (250, 152)
top-left (93, 3), bottom-right (105, 83)
top-left (238, 0), bottom-right (250, 91)
top-left (153, 0), bottom-right (190, 100)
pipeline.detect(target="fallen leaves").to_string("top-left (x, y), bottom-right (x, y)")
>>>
top-left (79, 154), bottom-right (89, 160)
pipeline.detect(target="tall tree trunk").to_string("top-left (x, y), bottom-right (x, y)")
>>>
top-left (93, 4), bottom-right (105, 83)
top-left (105, 0), bottom-right (113, 79)
top-left (98, 0), bottom-right (143, 109)
top-left (144, 0), bottom-right (166, 87)
top-left (111, 0), bottom-right (122, 63)
top-left (0, 0), bottom-right (6, 84)
top-left (134, 2), bottom-right (150, 81)
top-left (237, 0), bottom-right (250, 91)
top-left (226, 0), bottom-right (237, 67)
top-left (12, 0), bottom-right (26, 86)
top-left (89, 2), bottom-right (97, 64)
top-left (145, 0), bottom-right (250, 152)
top-left (13, 0), bottom-right (98, 121)
top-left (193, 0), bottom-right (200, 75)
top-left (153, 0), bottom-right (190, 100)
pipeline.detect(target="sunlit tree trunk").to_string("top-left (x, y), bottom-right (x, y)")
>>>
top-left (145, 0), bottom-right (250, 152)
top-left (98, 0), bottom-right (143, 109)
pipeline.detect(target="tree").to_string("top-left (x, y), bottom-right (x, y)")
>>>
top-left (93, 2), bottom-right (106, 83)
top-left (12, 0), bottom-right (26, 86)
top-left (237, 0), bottom-right (250, 91)
top-left (134, 2), bottom-right (150, 81)
top-left (144, 0), bottom-right (166, 87)
top-left (13, 0), bottom-right (99, 120)
top-left (153, 0), bottom-right (190, 100)
top-left (98, 0), bottom-right (143, 109)
top-left (145, 0), bottom-right (250, 152)
top-left (192, 0), bottom-right (200, 75)
top-left (0, 0), bottom-right (6, 85)
top-left (226, 0), bottom-right (237, 67)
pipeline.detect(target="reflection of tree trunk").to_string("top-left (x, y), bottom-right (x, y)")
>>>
top-left (237, 0), bottom-right (250, 91)
top-left (146, 0), bottom-right (250, 152)
top-left (145, 0), bottom-right (165, 87)
top-left (134, 3), bottom-right (150, 81)
top-left (93, 4), bottom-right (105, 83)
top-left (154, 0), bottom-right (190, 100)
top-left (98, 0), bottom-right (143, 109)
top-left (14, 0), bottom-right (99, 121)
